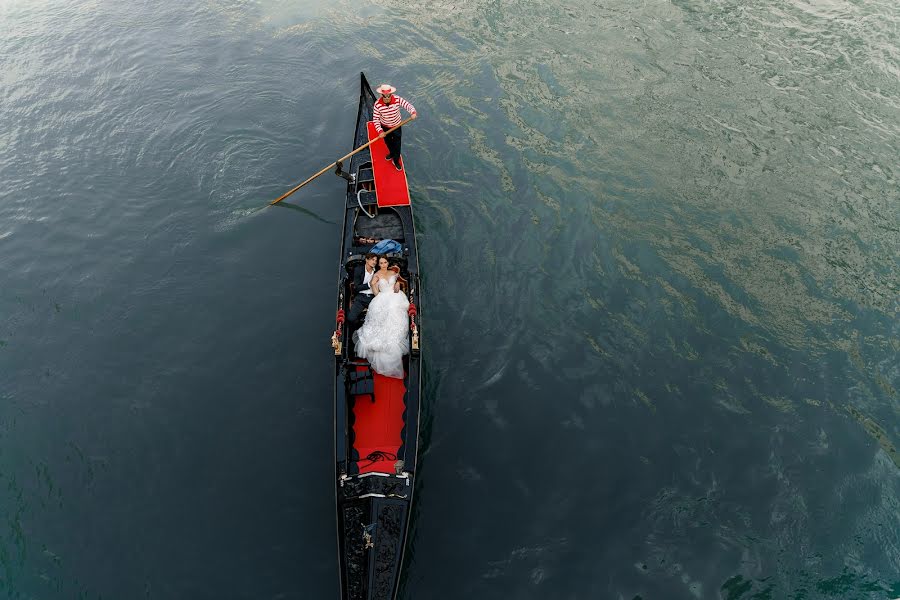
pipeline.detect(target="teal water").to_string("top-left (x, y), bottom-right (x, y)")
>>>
top-left (1, 0), bottom-right (898, 598)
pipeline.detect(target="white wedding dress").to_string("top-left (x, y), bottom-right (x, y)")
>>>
top-left (352, 274), bottom-right (410, 379)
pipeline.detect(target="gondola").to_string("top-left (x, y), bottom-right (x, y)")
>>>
top-left (330, 73), bottom-right (422, 600)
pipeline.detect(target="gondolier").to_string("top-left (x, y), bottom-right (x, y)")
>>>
top-left (374, 83), bottom-right (417, 171)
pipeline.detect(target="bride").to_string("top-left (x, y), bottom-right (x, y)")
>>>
top-left (352, 256), bottom-right (410, 379)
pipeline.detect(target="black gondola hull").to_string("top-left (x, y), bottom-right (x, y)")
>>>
top-left (332, 73), bottom-right (422, 600)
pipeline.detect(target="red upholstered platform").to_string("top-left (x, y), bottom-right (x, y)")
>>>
top-left (352, 370), bottom-right (407, 474)
top-left (366, 122), bottom-right (411, 207)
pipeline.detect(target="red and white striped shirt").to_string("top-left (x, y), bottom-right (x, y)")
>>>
top-left (373, 95), bottom-right (417, 134)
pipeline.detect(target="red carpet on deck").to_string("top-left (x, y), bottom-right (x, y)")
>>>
top-left (352, 372), bottom-right (407, 474)
top-left (366, 122), bottom-right (411, 207)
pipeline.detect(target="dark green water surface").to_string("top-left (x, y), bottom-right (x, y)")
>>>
top-left (1, 0), bottom-right (898, 598)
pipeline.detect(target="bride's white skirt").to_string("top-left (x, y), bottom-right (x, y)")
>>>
top-left (352, 290), bottom-right (410, 379)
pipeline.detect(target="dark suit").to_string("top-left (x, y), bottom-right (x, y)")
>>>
top-left (347, 264), bottom-right (375, 325)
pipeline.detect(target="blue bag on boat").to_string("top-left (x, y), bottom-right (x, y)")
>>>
top-left (370, 239), bottom-right (402, 254)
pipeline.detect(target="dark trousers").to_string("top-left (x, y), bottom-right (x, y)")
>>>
top-left (347, 292), bottom-right (374, 325)
top-left (384, 126), bottom-right (402, 159)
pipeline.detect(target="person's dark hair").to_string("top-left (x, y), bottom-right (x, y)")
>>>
top-left (365, 252), bottom-right (377, 260)
top-left (377, 255), bottom-right (390, 267)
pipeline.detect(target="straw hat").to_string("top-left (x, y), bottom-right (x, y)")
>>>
top-left (376, 84), bottom-right (396, 95)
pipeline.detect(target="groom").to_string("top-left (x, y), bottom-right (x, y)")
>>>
top-left (348, 253), bottom-right (378, 326)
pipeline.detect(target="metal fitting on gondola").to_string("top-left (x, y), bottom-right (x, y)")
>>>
top-left (334, 160), bottom-right (355, 183)
top-left (332, 308), bottom-right (345, 355)
top-left (407, 303), bottom-right (419, 353)
top-left (362, 523), bottom-right (375, 550)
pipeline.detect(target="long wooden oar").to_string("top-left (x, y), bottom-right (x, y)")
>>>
top-left (269, 116), bottom-right (415, 206)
